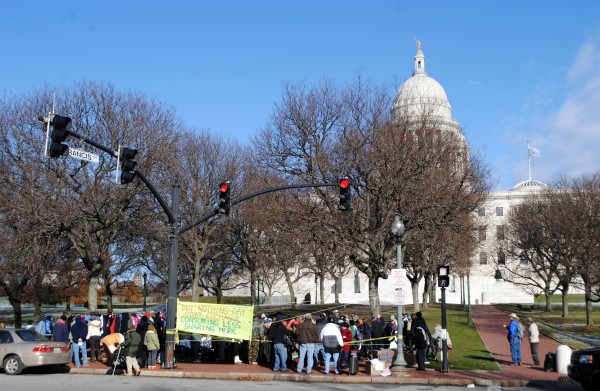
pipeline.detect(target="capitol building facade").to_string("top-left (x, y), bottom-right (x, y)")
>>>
top-left (235, 43), bottom-right (548, 307)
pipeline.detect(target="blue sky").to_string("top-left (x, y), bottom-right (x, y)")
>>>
top-left (2, 1), bottom-right (600, 191)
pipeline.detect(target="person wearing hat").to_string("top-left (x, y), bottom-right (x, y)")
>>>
top-left (504, 313), bottom-right (522, 366)
top-left (121, 325), bottom-right (142, 376)
top-left (295, 314), bottom-right (319, 374)
top-left (526, 317), bottom-right (540, 366)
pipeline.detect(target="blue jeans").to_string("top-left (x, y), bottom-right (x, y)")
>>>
top-left (297, 343), bottom-right (315, 373)
top-left (148, 349), bottom-right (158, 366)
top-left (72, 341), bottom-right (88, 367)
top-left (273, 343), bottom-right (288, 371)
top-left (313, 343), bottom-right (324, 365)
top-left (510, 338), bottom-right (522, 364)
top-left (323, 351), bottom-right (339, 374)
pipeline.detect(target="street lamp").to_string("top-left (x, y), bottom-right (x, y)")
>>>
top-left (143, 273), bottom-right (148, 313)
top-left (390, 215), bottom-right (408, 371)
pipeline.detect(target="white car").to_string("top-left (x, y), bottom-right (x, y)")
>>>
top-left (0, 328), bottom-right (71, 375)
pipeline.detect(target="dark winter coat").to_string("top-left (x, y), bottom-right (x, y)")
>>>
top-left (70, 315), bottom-right (88, 342)
top-left (52, 320), bottom-right (69, 343)
top-left (122, 330), bottom-right (142, 358)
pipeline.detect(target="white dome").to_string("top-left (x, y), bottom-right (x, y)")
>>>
top-left (392, 44), bottom-right (453, 123)
top-left (511, 179), bottom-right (548, 191)
top-left (393, 74), bottom-right (452, 120)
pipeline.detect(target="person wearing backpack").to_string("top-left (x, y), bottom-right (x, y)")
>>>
top-left (504, 313), bottom-right (522, 366)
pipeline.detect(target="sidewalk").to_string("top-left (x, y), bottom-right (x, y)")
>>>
top-left (68, 306), bottom-right (584, 389)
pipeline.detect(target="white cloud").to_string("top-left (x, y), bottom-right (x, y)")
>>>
top-left (544, 37), bottom-right (600, 180)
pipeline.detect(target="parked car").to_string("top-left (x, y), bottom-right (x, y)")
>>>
top-left (0, 328), bottom-right (71, 375)
top-left (568, 347), bottom-right (600, 391)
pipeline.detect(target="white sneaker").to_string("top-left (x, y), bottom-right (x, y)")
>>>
top-left (424, 361), bottom-right (430, 365)
top-left (234, 356), bottom-right (242, 364)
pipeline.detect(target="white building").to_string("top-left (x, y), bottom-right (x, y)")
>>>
top-left (236, 43), bottom-right (549, 307)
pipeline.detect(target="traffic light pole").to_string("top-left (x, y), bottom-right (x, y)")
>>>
top-left (38, 117), bottom-right (348, 370)
top-left (164, 179), bottom-right (180, 368)
top-left (441, 286), bottom-right (448, 373)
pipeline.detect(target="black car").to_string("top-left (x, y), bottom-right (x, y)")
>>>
top-left (568, 347), bottom-right (600, 391)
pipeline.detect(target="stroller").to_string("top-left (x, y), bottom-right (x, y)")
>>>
top-left (110, 346), bottom-right (127, 375)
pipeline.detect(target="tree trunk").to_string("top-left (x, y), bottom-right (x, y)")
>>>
top-left (88, 275), bottom-right (99, 312)
top-left (250, 271), bottom-right (257, 305)
top-left (561, 282), bottom-right (569, 318)
top-left (544, 289), bottom-right (552, 312)
top-left (411, 280), bottom-right (420, 313)
top-left (8, 296), bottom-right (23, 328)
top-left (284, 272), bottom-right (296, 310)
top-left (368, 276), bottom-right (381, 319)
top-left (319, 277), bottom-right (325, 305)
top-left (334, 277), bottom-right (340, 304)
top-left (421, 275), bottom-right (430, 308)
top-left (585, 287), bottom-right (594, 327)
top-left (191, 260), bottom-right (202, 302)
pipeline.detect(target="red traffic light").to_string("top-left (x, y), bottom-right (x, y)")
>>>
top-left (219, 183), bottom-right (229, 193)
top-left (340, 178), bottom-right (350, 189)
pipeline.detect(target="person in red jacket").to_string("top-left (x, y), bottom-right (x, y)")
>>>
top-left (340, 322), bottom-right (353, 372)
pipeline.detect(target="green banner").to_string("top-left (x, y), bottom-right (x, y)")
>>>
top-left (176, 300), bottom-right (254, 340)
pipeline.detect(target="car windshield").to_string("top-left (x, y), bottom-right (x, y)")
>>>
top-left (16, 329), bottom-right (49, 342)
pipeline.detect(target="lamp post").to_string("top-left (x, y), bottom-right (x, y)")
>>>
top-left (467, 271), bottom-right (473, 326)
top-left (143, 273), bottom-right (148, 313)
top-left (390, 215), bottom-right (407, 371)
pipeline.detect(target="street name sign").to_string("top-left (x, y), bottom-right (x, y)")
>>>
top-left (69, 148), bottom-right (99, 163)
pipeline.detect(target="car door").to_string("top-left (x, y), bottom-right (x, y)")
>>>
top-left (0, 329), bottom-right (15, 364)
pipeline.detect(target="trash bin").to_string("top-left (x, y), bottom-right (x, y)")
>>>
top-left (555, 344), bottom-right (571, 373)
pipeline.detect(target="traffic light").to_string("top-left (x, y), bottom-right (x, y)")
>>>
top-left (218, 182), bottom-right (230, 215)
top-left (120, 147), bottom-right (138, 184)
top-left (339, 177), bottom-right (350, 211)
top-left (48, 115), bottom-right (72, 158)
top-left (438, 265), bottom-right (450, 288)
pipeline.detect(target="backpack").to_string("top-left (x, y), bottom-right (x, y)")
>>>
top-left (355, 326), bottom-right (363, 341)
top-left (517, 322), bottom-right (524, 339)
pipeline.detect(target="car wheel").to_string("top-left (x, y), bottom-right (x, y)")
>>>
top-left (3, 355), bottom-right (24, 375)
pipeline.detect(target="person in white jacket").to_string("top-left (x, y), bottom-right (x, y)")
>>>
top-left (320, 317), bottom-right (344, 374)
top-left (526, 317), bottom-right (540, 366)
top-left (86, 315), bottom-right (103, 362)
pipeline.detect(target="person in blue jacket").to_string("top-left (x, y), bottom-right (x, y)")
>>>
top-left (504, 313), bottom-right (522, 365)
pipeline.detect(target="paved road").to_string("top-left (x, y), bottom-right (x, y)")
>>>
top-left (0, 373), bottom-right (551, 391)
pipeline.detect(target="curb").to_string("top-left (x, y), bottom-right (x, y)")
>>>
top-left (67, 367), bottom-right (531, 387)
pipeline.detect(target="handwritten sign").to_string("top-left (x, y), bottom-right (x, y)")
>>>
top-left (176, 300), bottom-right (254, 340)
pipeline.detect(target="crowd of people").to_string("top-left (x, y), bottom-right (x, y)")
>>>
top-left (31, 310), bottom-right (165, 376)
top-left (20, 307), bottom-right (459, 375)
top-left (247, 309), bottom-right (449, 374)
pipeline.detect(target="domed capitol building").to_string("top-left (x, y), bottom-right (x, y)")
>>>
top-left (235, 42), bottom-right (549, 307)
